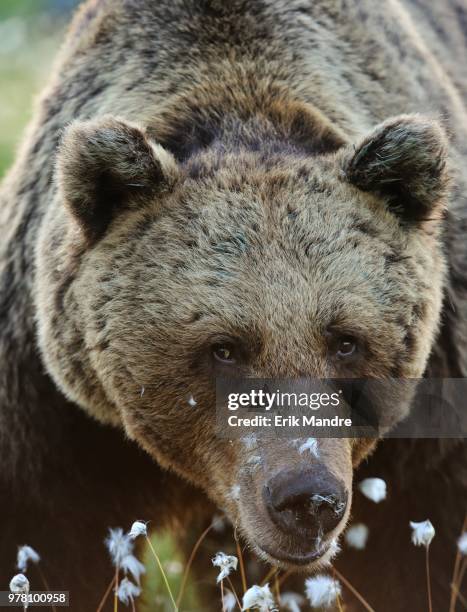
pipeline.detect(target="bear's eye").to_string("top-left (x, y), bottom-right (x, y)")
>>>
top-left (212, 343), bottom-right (237, 364)
top-left (336, 337), bottom-right (357, 358)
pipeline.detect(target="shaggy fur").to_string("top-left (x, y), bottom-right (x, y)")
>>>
top-left (0, 0), bottom-right (466, 610)
top-left (58, 117), bottom-right (180, 244)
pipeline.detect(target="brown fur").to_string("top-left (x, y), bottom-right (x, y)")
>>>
top-left (0, 0), bottom-right (466, 610)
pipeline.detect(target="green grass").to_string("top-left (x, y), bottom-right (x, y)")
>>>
top-left (0, 0), bottom-right (48, 19)
top-left (141, 532), bottom-right (202, 612)
top-left (0, 6), bottom-right (68, 178)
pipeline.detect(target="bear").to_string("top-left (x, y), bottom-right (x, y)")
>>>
top-left (0, 0), bottom-right (466, 610)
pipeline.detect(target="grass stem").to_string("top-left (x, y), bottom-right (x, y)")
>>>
top-left (221, 579), bottom-right (226, 612)
top-left (333, 567), bottom-right (344, 612)
top-left (273, 571), bottom-right (281, 607)
top-left (333, 567), bottom-right (376, 612)
top-left (96, 576), bottom-right (116, 612)
top-left (175, 522), bottom-right (215, 609)
top-left (114, 565), bottom-right (119, 612)
top-left (426, 546), bottom-right (433, 612)
top-left (450, 513), bottom-right (467, 612)
top-left (146, 535), bottom-right (178, 611)
top-left (260, 567), bottom-right (276, 587)
top-left (451, 582), bottom-right (467, 609)
top-left (234, 537), bottom-right (247, 595)
top-left (277, 569), bottom-right (293, 588)
top-left (226, 577), bottom-right (242, 610)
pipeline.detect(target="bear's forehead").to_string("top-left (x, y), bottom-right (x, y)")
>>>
top-left (158, 169), bottom-right (402, 264)
top-left (126, 188), bottom-right (410, 320)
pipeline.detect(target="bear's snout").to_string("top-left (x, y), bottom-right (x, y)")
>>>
top-left (233, 438), bottom-right (353, 568)
top-left (264, 467), bottom-right (347, 538)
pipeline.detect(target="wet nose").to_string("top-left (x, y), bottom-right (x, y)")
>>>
top-left (264, 468), bottom-right (347, 537)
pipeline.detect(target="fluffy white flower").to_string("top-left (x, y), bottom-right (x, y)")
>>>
top-left (187, 395), bottom-right (197, 407)
top-left (305, 575), bottom-right (342, 609)
top-left (241, 584), bottom-right (277, 611)
top-left (128, 521), bottom-right (147, 540)
top-left (105, 528), bottom-right (133, 566)
top-left (17, 546), bottom-right (40, 573)
top-left (457, 532), bottom-right (467, 555)
top-left (345, 524), bottom-right (369, 550)
top-left (410, 520), bottom-right (435, 547)
top-left (222, 589), bottom-right (237, 612)
top-left (212, 552), bottom-right (238, 583)
top-left (116, 578), bottom-right (141, 606)
top-left (10, 573), bottom-right (30, 594)
top-left (121, 554), bottom-right (146, 584)
top-left (281, 592), bottom-right (305, 612)
top-left (358, 478), bottom-right (387, 503)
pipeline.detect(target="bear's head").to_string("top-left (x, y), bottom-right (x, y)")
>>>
top-left (35, 112), bottom-right (449, 569)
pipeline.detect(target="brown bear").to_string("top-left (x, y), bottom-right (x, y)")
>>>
top-left (0, 0), bottom-right (466, 610)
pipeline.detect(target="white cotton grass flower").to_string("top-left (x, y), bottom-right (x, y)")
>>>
top-left (358, 477), bottom-right (387, 503)
top-left (345, 523), bottom-right (369, 550)
top-left (410, 520), bottom-right (435, 547)
top-left (242, 583), bottom-right (277, 611)
top-left (305, 575), bottom-right (342, 609)
top-left (17, 545), bottom-right (40, 573)
top-left (281, 592), bottom-right (305, 612)
top-left (121, 554), bottom-right (146, 584)
top-left (212, 552), bottom-right (238, 583)
top-left (457, 532), bottom-right (467, 555)
top-left (116, 577), bottom-right (141, 606)
top-left (129, 520), bottom-right (148, 540)
top-left (9, 574), bottom-right (30, 594)
top-left (222, 589), bottom-right (237, 612)
top-left (105, 528), bottom-right (133, 566)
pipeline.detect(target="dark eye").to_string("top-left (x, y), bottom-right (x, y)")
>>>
top-left (336, 337), bottom-right (357, 358)
top-left (212, 343), bottom-right (237, 364)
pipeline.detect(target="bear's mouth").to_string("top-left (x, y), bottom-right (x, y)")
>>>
top-left (253, 538), bottom-right (334, 567)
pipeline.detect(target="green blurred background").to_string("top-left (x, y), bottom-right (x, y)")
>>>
top-left (0, 0), bottom-right (77, 176)
top-left (0, 2), bottom-right (203, 609)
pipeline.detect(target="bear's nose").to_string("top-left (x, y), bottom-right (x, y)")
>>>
top-left (264, 468), bottom-right (347, 537)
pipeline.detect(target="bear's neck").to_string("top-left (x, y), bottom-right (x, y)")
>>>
top-left (147, 79), bottom-right (349, 163)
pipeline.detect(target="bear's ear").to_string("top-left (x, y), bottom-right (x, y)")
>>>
top-left (56, 116), bottom-right (179, 244)
top-left (342, 115), bottom-right (450, 222)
